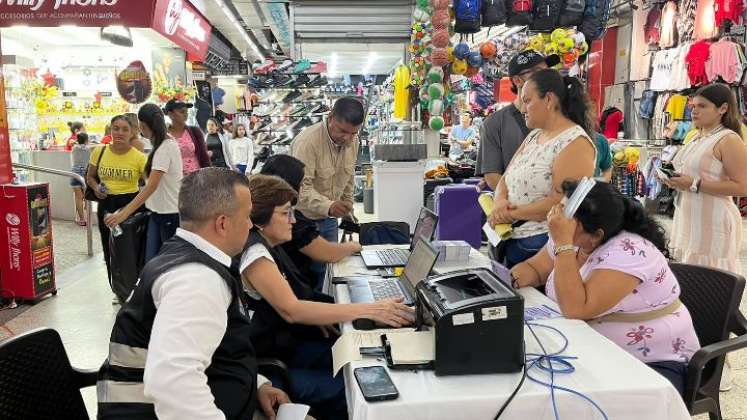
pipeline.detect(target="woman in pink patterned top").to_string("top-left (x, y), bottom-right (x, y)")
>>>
top-left (512, 181), bottom-right (700, 395)
top-left (164, 99), bottom-right (211, 175)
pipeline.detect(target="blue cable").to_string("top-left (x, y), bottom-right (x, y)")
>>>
top-left (524, 321), bottom-right (609, 420)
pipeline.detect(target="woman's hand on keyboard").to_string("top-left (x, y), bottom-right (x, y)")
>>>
top-left (362, 298), bottom-right (416, 328)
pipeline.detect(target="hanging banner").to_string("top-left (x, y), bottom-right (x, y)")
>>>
top-left (152, 0), bottom-right (211, 61)
top-left (259, 2), bottom-right (291, 54)
top-left (0, 0), bottom-right (154, 27)
top-left (0, 37), bottom-right (11, 184)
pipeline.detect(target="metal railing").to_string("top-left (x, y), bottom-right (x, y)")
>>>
top-left (12, 163), bottom-right (93, 256)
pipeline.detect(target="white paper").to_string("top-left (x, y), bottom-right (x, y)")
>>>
top-left (483, 222), bottom-right (501, 247)
top-left (277, 403), bottom-right (310, 420)
top-left (332, 328), bottom-right (416, 376)
top-left (387, 330), bottom-right (436, 364)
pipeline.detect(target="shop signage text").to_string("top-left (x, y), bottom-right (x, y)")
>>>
top-left (0, 0), bottom-right (118, 12)
top-left (154, 0), bottom-right (211, 60)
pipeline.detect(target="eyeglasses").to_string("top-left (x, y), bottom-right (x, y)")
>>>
top-left (274, 207), bottom-right (296, 223)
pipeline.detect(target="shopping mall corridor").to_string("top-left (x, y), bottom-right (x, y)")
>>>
top-left (2, 216), bottom-right (747, 419)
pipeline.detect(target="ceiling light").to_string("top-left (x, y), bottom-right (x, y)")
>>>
top-left (361, 52), bottom-right (378, 75)
top-left (213, 0), bottom-right (263, 59)
top-left (328, 53), bottom-right (339, 78)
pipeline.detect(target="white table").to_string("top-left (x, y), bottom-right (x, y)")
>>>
top-left (330, 247), bottom-right (691, 420)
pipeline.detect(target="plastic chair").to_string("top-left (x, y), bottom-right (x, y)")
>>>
top-left (0, 328), bottom-right (98, 419)
top-left (670, 263), bottom-right (747, 420)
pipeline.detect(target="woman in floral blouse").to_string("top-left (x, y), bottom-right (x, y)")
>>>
top-left (512, 180), bottom-right (700, 395)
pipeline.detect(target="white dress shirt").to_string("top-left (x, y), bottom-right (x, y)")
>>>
top-left (143, 228), bottom-right (268, 420)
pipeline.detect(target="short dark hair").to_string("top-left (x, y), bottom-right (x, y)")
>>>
top-left (179, 168), bottom-right (251, 227)
top-left (331, 96), bottom-right (365, 126)
top-left (76, 132), bottom-right (88, 145)
top-left (247, 174), bottom-right (298, 226)
top-left (260, 154), bottom-right (306, 193)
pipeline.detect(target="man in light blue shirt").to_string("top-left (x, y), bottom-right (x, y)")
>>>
top-left (448, 113), bottom-right (477, 160)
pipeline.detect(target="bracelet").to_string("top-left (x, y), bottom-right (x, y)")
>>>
top-left (553, 244), bottom-right (576, 256)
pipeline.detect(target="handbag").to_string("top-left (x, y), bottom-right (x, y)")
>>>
top-left (84, 145), bottom-right (106, 202)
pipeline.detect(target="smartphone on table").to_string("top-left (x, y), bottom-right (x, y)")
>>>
top-left (354, 366), bottom-right (399, 402)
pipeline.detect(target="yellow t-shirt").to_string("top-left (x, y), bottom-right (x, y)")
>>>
top-left (666, 95), bottom-right (688, 120)
top-left (89, 145), bottom-right (146, 195)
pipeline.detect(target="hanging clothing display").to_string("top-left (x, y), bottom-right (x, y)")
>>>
top-left (715, 0), bottom-right (744, 27)
top-left (600, 107), bottom-right (624, 139)
top-left (677, 0), bottom-right (697, 43)
top-left (659, 1), bottom-right (679, 48)
top-left (631, 3), bottom-right (653, 80)
top-left (665, 94), bottom-right (689, 120)
top-left (650, 44), bottom-right (693, 91)
top-left (694, 0), bottom-right (718, 40)
top-left (705, 38), bottom-right (746, 84)
top-left (685, 40), bottom-right (712, 86)
top-left (644, 4), bottom-right (663, 46)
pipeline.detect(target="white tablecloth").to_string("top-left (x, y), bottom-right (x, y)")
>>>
top-left (330, 248), bottom-right (691, 420)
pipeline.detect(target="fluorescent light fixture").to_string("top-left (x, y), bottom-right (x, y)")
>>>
top-left (328, 53), bottom-right (339, 78)
top-left (361, 52), bottom-right (378, 75)
top-left (213, 0), bottom-right (263, 59)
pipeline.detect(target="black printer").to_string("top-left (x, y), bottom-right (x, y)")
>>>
top-left (415, 268), bottom-right (524, 376)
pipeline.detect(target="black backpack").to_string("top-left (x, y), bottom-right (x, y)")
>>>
top-left (455, 0), bottom-right (483, 34)
top-left (482, 0), bottom-right (507, 27)
top-left (507, 0), bottom-right (534, 26)
top-left (580, 0), bottom-right (613, 41)
top-left (530, 0), bottom-right (562, 31)
top-left (559, 0), bottom-right (586, 26)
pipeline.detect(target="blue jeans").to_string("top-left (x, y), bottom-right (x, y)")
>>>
top-left (309, 218), bottom-right (338, 291)
top-left (271, 339), bottom-right (347, 420)
top-left (145, 213), bottom-right (180, 262)
top-left (504, 233), bottom-right (549, 268)
top-left (236, 164), bottom-right (247, 174)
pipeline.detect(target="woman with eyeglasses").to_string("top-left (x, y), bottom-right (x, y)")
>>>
top-left (86, 115), bottom-right (147, 285)
top-left (236, 175), bottom-right (413, 420)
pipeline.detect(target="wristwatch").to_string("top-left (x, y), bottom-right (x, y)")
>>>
top-left (690, 176), bottom-right (702, 193)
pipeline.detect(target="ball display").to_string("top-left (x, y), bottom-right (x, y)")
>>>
top-left (479, 42), bottom-right (497, 59)
top-left (429, 115), bottom-right (445, 130)
top-left (467, 51), bottom-right (483, 67)
top-left (451, 59), bottom-right (468, 74)
top-left (454, 43), bottom-right (471, 60)
top-left (432, 29), bottom-right (450, 48)
top-left (428, 82), bottom-right (445, 98)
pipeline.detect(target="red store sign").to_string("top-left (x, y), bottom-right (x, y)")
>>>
top-left (0, 0), bottom-right (211, 60)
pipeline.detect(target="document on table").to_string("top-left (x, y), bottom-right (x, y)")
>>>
top-left (386, 329), bottom-right (435, 365)
top-left (524, 304), bottom-right (564, 321)
top-left (277, 403), bottom-right (310, 420)
top-left (332, 328), bottom-right (415, 376)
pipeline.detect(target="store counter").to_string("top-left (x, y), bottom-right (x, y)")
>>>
top-left (31, 151), bottom-right (77, 222)
top-left (329, 249), bottom-right (690, 420)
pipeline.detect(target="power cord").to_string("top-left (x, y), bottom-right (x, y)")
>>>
top-left (494, 322), bottom-right (609, 420)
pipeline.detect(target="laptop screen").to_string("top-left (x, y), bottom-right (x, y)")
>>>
top-left (402, 239), bottom-right (439, 290)
top-left (410, 207), bottom-right (438, 251)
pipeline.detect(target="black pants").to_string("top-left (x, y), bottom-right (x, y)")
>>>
top-left (96, 193), bottom-right (138, 281)
top-left (647, 360), bottom-right (687, 397)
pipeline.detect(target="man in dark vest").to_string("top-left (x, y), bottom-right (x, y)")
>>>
top-left (97, 167), bottom-right (289, 419)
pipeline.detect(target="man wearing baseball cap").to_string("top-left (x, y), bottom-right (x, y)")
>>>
top-left (476, 50), bottom-right (560, 191)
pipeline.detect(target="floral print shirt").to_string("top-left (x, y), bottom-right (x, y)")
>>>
top-left (546, 231), bottom-right (701, 364)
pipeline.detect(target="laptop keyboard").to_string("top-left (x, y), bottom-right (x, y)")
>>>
top-left (376, 249), bottom-right (409, 266)
top-left (370, 281), bottom-right (405, 301)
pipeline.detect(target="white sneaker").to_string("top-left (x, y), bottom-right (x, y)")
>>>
top-left (721, 359), bottom-right (733, 392)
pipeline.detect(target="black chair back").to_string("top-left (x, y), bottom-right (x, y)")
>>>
top-left (359, 222), bottom-right (411, 246)
top-left (0, 328), bottom-right (91, 419)
top-left (670, 263), bottom-right (745, 403)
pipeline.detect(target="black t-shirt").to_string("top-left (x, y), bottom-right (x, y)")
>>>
top-left (280, 210), bottom-right (320, 287)
top-left (207, 133), bottom-right (228, 168)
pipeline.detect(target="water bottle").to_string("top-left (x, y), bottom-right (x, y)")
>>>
top-left (105, 212), bottom-right (123, 237)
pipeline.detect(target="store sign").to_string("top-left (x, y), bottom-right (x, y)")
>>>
top-left (153, 0), bottom-right (211, 61)
top-left (259, 2), bottom-right (291, 54)
top-left (0, 37), bottom-right (11, 184)
top-left (0, 0), bottom-right (154, 27)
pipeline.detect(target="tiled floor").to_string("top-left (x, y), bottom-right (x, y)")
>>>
top-left (2, 212), bottom-right (747, 419)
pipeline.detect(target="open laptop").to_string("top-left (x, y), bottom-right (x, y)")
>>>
top-left (360, 207), bottom-right (438, 268)
top-left (348, 239), bottom-right (439, 305)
